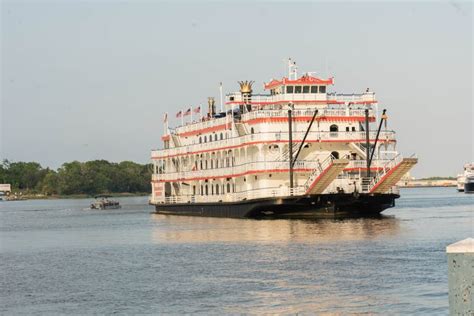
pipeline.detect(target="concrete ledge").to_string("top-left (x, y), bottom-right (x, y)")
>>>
top-left (447, 238), bottom-right (474, 253)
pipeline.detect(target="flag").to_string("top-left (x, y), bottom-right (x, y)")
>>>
top-left (176, 111), bottom-right (182, 118)
top-left (193, 106), bottom-right (201, 113)
top-left (184, 108), bottom-right (192, 116)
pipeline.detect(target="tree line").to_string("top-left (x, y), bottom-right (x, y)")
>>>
top-left (0, 160), bottom-right (152, 195)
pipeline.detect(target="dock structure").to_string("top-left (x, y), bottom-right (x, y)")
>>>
top-left (447, 238), bottom-right (473, 315)
top-left (0, 184), bottom-right (11, 193)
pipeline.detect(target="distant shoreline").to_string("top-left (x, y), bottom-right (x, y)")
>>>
top-left (4, 192), bottom-right (149, 201)
top-left (400, 185), bottom-right (456, 189)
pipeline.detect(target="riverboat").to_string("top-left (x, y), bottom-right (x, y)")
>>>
top-left (150, 59), bottom-right (418, 218)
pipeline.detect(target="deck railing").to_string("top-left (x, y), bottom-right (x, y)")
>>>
top-left (152, 130), bottom-right (396, 159)
top-left (152, 160), bottom-right (321, 182)
top-left (172, 108), bottom-right (375, 136)
top-left (154, 186), bottom-right (308, 205)
top-left (225, 92), bottom-right (376, 105)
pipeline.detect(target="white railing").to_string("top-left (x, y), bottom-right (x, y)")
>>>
top-left (327, 92), bottom-right (376, 103)
top-left (346, 159), bottom-right (392, 169)
top-left (304, 154), bottom-right (335, 191)
top-left (153, 160), bottom-right (321, 182)
top-left (151, 130), bottom-right (396, 159)
top-left (156, 185), bottom-right (307, 205)
top-left (226, 92), bottom-right (376, 105)
top-left (174, 116), bottom-right (228, 135)
top-left (363, 154), bottom-right (403, 192)
top-left (241, 108), bottom-right (374, 121)
top-left (226, 93), bottom-right (328, 104)
top-left (171, 107), bottom-right (376, 137)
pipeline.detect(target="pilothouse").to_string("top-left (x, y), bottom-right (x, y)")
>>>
top-left (150, 59), bottom-right (418, 218)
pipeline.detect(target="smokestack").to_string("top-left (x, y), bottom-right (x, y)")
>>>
top-left (207, 97), bottom-right (216, 117)
top-left (238, 80), bottom-right (254, 113)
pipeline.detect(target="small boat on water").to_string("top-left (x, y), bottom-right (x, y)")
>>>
top-left (90, 195), bottom-right (121, 210)
top-left (457, 163), bottom-right (474, 193)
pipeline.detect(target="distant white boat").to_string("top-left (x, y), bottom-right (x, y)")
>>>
top-left (457, 174), bottom-right (466, 192)
top-left (458, 163), bottom-right (474, 193)
top-left (465, 174), bottom-right (474, 194)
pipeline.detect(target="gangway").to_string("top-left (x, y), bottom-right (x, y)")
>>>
top-left (304, 156), bottom-right (349, 195)
top-left (369, 157), bottom-right (418, 193)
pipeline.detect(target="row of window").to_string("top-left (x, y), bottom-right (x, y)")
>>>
top-left (199, 132), bottom-right (227, 144)
top-left (286, 85), bottom-right (326, 94)
top-left (193, 183), bottom-right (235, 196)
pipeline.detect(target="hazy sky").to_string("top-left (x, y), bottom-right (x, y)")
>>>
top-left (1, 1), bottom-right (472, 178)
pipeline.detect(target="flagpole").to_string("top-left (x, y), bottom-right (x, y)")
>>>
top-left (190, 106), bottom-right (193, 123)
top-left (181, 109), bottom-right (184, 126)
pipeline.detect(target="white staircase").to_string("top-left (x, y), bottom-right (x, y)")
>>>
top-left (171, 134), bottom-right (181, 147)
top-left (234, 122), bottom-right (249, 136)
top-left (349, 142), bottom-right (368, 159)
top-left (364, 155), bottom-right (418, 193)
top-left (277, 143), bottom-right (300, 162)
top-left (304, 155), bottom-right (349, 195)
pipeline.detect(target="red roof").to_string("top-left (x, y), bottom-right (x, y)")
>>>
top-left (264, 75), bottom-right (334, 90)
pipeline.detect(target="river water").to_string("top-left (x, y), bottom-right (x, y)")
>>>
top-left (0, 188), bottom-right (472, 314)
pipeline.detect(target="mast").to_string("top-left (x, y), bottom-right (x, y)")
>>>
top-left (219, 82), bottom-right (223, 113)
top-left (288, 104), bottom-right (294, 190)
top-left (365, 109), bottom-right (371, 178)
top-left (292, 109), bottom-right (318, 168)
top-left (368, 109), bottom-right (387, 170)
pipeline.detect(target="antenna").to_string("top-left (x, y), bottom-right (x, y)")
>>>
top-left (287, 58), bottom-right (298, 80)
top-left (219, 82), bottom-right (223, 113)
top-left (288, 57), bottom-right (292, 78)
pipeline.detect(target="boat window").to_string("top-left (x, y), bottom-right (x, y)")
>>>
top-left (227, 183), bottom-right (231, 193)
top-left (286, 86), bottom-right (294, 93)
top-left (205, 185), bottom-right (208, 195)
top-left (251, 127), bottom-right (255, 134)
top-left (199, 137), bottom-right (202, 144)
top-left (319, 86), bottom-right (326, 93)
top-left (303, 86), bottom-right (310, 93)
top-left (220, 133), bottom-right (223, 140)
top-left (330, 124), bottom-right (339, 132)
top-left (216, 185), bottom-right (219, 195)
top-left (311, 86), bottom-right (318, 93)
top-left (214, 134), bottom-right (218, 141)
top-left (352, 126), bottom-right (356, 132)
top-left (346, 127), bottom-right (350, 132)
top-left (193, 186), bottom-right (196, 195)
top-left (295, 86), bottom-right (302, 94)
top-left (204, 136), bottom-right (207, 143)
top-left (331, 151), bottom-right (339, 159)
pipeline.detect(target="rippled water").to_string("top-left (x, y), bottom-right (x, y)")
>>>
top-left (1, 188), bottom-right (472, 314)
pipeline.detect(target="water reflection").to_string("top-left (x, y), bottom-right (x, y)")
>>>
top-left (151, 214), bottom-right (401, 244)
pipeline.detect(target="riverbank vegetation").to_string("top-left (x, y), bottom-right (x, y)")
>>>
top-left (0, 160), bottom-right (151, 196)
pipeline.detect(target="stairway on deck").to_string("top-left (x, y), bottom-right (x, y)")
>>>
top-left (234, 123), bottom-right (249, 136)
top-left (306, 159), bottom-right (349, 195)
top-left (370, 158), bottom-right (418, 193)
top-left (349, 142), bottom-right (368, 159)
